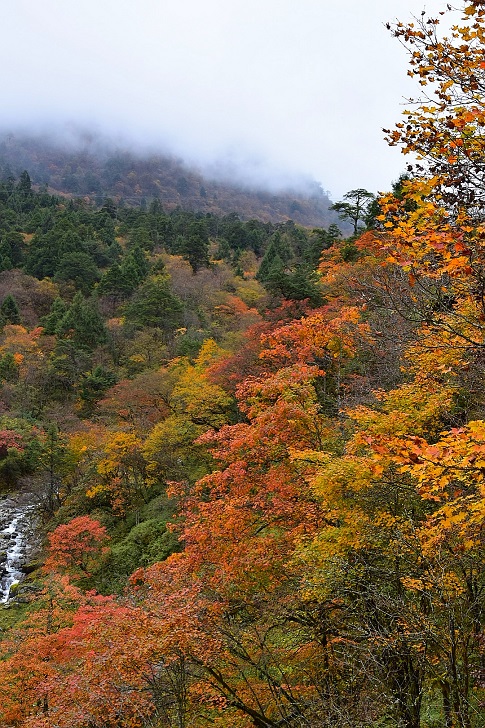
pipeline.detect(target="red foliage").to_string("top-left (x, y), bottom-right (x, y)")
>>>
top-left (0, 430), bottom-right (23, 458)
top-left (45, 516), bottom-right (109, 576)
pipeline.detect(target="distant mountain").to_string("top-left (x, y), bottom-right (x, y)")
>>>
top-left (0, 133), bottom-right (340, 229)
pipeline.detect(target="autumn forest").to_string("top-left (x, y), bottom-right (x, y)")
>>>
top-left (1, 2), bottom-right (485, 727)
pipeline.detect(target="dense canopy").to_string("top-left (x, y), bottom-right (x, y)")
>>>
top-left (1, 3), bottom-right (485, 727)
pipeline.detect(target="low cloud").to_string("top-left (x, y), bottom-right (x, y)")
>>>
top-left (1, 0), bottom-right (445, 198)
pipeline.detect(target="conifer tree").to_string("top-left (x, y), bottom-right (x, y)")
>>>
top-left (17, 170), bottom-right (32, 195)
top-left (181, 220), bottom-right (210, 272)
top-left (118, 246), bottom-right (150, 292)
top-left (256, 232), bottom-right (292, 283)
top-left (123, 275), bottom-right (183, 337)
top-left (40, 297), bottom-right (68, 335)
top-left (55, 292), bottom-right (106, 350)
top-left (0, 294), bottom-right (21, 325)
top-left (330, 188), bottom-right (375, 236)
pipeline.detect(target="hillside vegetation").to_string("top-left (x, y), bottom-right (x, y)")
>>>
top-left (0, 133), bottom-right (340, 228)
top-left (1, 2), bottom-right (485, 727)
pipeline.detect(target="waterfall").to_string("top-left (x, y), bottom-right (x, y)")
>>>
top-left (0, 498), bottom-right (38, 603)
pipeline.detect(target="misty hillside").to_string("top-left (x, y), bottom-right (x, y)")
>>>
top-left (0, 133), bottom-right (340, 228)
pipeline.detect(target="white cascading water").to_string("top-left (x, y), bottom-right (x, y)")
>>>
top-left (0, 501), bottom-right (37, 603)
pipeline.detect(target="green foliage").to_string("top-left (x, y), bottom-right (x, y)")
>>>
top-left (330, 188), bottom-right (376, 235)
top-left (257, 231), bottom-right (293, 282)
top-left (98, 263), bottom-right (129, 298)
top-left (0, 231), bottom-right (24, 268)
top-left (78, 366), bottom-right (117, 417)
top-left (17, 170), bottom-right (32, 195)
top-left (307, 223), bottom-right (341, 266)
top-left (46, 339), bottom-right (92, 397)
top-left (40, 297), bottom-right (68, 335)
top-left (99, 246), bottom-right (151, 298)
top-left (123, 245), bottom-right (150, 281)
top-left (55, 292), bottom-right (106, 350)
top-left (0, 352), bottom-right (20, 382)
top-left (25, 223), bottom-right (85, 279)
top-left (0, 294), bottom-right (21, 325)
top-left (340, 239), bottom-right (360, 262)
top-left (256, 230), bottom-right (323, 304)
top-left (181, 219), bottom-right (210, 272)
top-left (54, 251), bottom-right (100, 293)
top-left (0, 418), bottom-right (44, 491)
top-left (286, 265), bottom-right (324, 304)
top-left (123, 274), bottom-right (183, 336)
top-left (102, 518), bottom-right (179, 592)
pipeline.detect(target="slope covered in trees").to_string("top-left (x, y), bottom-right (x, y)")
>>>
top-left (0, 133), bottom-right (340, 228)
top-left (1, 2), bottom-right (485, 726)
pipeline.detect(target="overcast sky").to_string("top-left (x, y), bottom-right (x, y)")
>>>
top-left (1, 0), bottom-right (446, 199)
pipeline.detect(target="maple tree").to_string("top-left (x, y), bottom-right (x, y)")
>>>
top-left (120, 301), bottom-right (380, 726)
top-left (385, 1), bottom-right (485, 216)
top-left (97, 369), bottom-right (172, 431)
top-left (45, 515), bottom-right (109, 577)
top-left (0, 578), bottom-right (158, 728)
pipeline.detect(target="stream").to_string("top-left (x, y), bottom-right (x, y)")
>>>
top-left (0, 494), bottom-right (39, 603)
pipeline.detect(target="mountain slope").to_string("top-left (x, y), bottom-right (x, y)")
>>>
top-left (0, 133), bottom-right (340, 228)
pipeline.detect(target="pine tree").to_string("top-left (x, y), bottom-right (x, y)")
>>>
top-left (256, 232), bottom-right (292, 283)
top-left (17, 170), bottom-right (32, 195)
top-left (56, 292), bottom-right (106, 350)
top-left (40, 297), bottom-right (68, 335)
top-left (123, 275), bottom-right (183, 338)
top-left (0, 294), bottom-right (21, 325)
top-left (181, 220), bottom-right (210, 273)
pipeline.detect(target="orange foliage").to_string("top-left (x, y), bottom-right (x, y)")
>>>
top-left (45, 516), bottom-right (109, 576)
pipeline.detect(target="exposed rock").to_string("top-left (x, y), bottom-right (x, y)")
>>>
top-left (21, 560), bottom-right (43, 575)
top-left (0, 495), bottom-right (39, 602)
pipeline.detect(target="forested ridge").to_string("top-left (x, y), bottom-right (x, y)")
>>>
top-left (0, 134), bottom-right (339, 228)
top-left (1, 2), bottom-right (485, 727)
